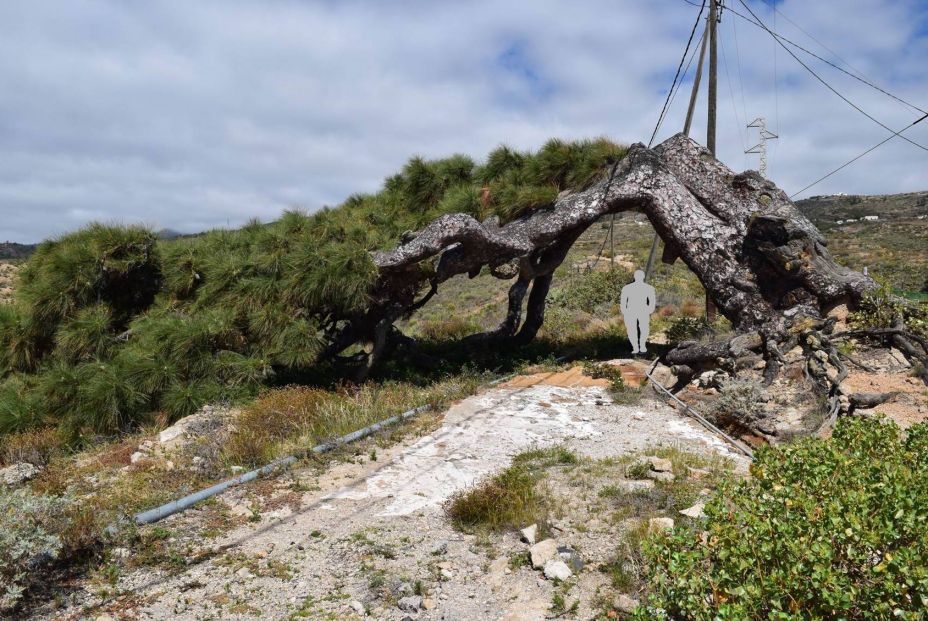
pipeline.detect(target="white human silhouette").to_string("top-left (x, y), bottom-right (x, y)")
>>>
top-left (621, 270), bottom-right (656, 354)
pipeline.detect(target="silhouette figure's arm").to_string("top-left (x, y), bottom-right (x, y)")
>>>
top-left (647, 286), bottom-right (656, 313)
top-left (620, 286), bottom-right (629, 312)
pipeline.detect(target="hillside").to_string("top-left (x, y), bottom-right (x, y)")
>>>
top-left (796, 190), bottom-right (928, 226)
top-left (796, 191), bottom-right (928, 294)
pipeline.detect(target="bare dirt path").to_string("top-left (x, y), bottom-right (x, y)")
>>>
top-left (36, 370), bottom-right (748, 621)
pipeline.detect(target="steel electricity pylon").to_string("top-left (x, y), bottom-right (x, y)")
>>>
top-left (745, 117), bottom-right (778, 177)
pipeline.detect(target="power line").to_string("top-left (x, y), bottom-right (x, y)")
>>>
top-left (791, 112), bottom-right (928, 199)
top-left (649, 0), bottom-right (707, 147)
top-left (723, 3), bottom-right (926, 115)
top-left (590, 29), bottom-right (705, 275)
top-left (735, 0), bottom-right (928, 152)
top-left (755, 0), bottom-right (874, 89)
top-left (680, 0), bottom-right (927, 116)
top-left (771, 2), bottom-right (779, 168)
top-left (730, 11), bottom-right (750, 167)
top-left (719, 29), bottom-right (747, 152)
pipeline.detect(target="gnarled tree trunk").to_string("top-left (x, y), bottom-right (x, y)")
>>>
top-left (332, 133), bottom-right (926, 405)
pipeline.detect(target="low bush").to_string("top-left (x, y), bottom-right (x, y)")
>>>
top-left (581, 361), bottom-right (640, 405)
top-left (224, 387), bottom-right (348, 466)
top-left (445, 447), bottom-right (577, 533)
top-left (445, 461), bottom-right (547, 533)
top-left (225, 372), bottom-right (488, 468)
top-left (419, 316), bottom-right (482, 342)
top-left (712, 377), bottom-right (764, 424)
top-left (0, 427), bottom-right (65, 466)
top-left (636, 417), bottom-right (928, 619)
top-left (850, 279), bottom-right (928, 337)
top-left (0, 488), bottom-right (71, 612)
top-left (549, 267), bottom-right (631, 314)
top-left (665, 315), bottom-right (711, 342)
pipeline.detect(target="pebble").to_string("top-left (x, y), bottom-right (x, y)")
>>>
top-left (687, 466), bottom-right (710, 479)
top-left (620, 479), bottom-right (655, 493)
top-left (520, 523), bottom-right (538, 545)
top-left (397, 595), bottom-right (423, 612)
top-left (543, 560), bottom-right (573, 581)
top-left (648, 517), bottom-right (675, 533)
top-left (645, 470), bottom-right (675, 482)
top-left (616, 593), bottom-right (640, 613)
top-left (529, 539), bottom-right (558, 569)
top-left (679, 502), bottom-right (706, 518)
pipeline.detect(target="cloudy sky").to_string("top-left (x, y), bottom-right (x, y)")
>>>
top-left (1, 0), bottom-right (926, 243)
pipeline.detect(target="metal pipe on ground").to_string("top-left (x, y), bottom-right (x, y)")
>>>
top-left (132, 404), bottom-right (431, 525)
top-left (132, 355), bottom-right (570, 526)
top-left (644, 365), bottom-right (755, 460)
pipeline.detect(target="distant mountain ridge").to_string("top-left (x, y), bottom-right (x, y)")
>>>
top-left (0, 242), bottom-right (38, 260)
top-left (796, 190), bottom-right (928, 228)
top-left (2, 191), bottom-right (925, 260)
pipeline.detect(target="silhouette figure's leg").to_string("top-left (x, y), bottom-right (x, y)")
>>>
top-left (624, 313), bottom-right (638, 353)
top-left (639, 313), bottom-right (651, 352)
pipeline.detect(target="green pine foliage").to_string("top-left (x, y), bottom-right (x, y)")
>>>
top-left (0, 138), bottom-right (627, 439)
top-left (636, 417), bottom-right (928, 619)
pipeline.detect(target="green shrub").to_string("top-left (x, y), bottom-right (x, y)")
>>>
top-left (54, 303), bottom-right (115, 362)
top-left (637, 417), bottom-right (928, 620)
top-left (0, 305), bottom-right (46, 375)
top-left (16, 223), bottom-right (160, 332)
top-left (445, 461), bottom-right (547, 533)
top-left (0, 375), bottom-right (40, 434)
top-left (549, 267), bottom-right (631, 314)
top-left (666, 315), bottom-right (711, 342)
top-left (0, 488), bottom-right (71, 612)
top-left (850, 279), bottom-right (928, 337)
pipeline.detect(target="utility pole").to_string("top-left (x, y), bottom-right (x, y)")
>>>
top-left (645, 20), bottom-right (709, 281)
top-left (645, 0), bottom-right (721, 324)
top-left (683, 29), bottom-right (709, 137)
top-left (707, 0), bottom-right (718, 155)
top-left (704, 0), bottom-right (720, 324)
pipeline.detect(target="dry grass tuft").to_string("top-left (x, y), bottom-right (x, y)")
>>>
top-left (0, 426), bottom-right (65, 466)
top-left (445, 446), bottom-right (577, 534)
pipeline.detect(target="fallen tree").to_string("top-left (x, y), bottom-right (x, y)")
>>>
top-left (334, 133), bottom-right (928, 421)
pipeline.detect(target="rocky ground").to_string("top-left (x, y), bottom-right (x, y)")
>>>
top-left (7, 349), bottom-right (924, 620)
top-left (23, 364), bottom-right (749, 621)
top-left (663, 305), bottom-right (928, 445)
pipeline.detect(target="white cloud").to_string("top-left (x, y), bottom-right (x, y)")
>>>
top-left (0, 0), bottom-right (926, 242)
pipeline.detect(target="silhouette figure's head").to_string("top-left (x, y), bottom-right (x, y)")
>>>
top-left (634, 269), bottom-right (645, 282)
